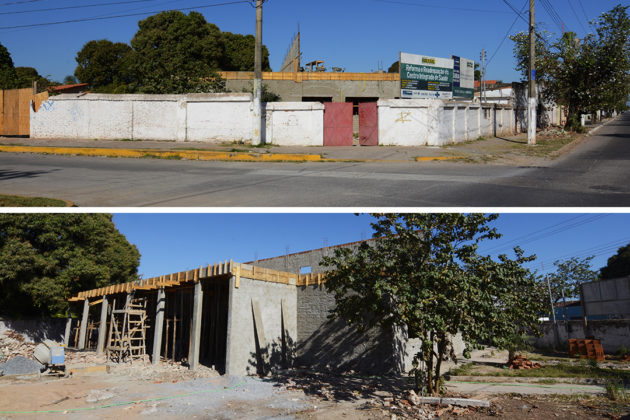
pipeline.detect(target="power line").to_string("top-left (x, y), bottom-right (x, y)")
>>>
top-left (0, 0), bottom-right (42, 6)
top-left (577, 0), bottom-right (589, 24)
top-left (0, 0), bottom-right (158, 16)
top-left (484, 214), bottom-right (608, 254)
top-left (373, 0), bottom-right (513, 15)
top-left (566, 0), bottom-right (587, 34)
top-left (0, 0), bottom-right (250, 30)
top-left (539, 0), bottom-right (565, 33)
top-left (487, 0), bottom-right (528, 66)
top-left (501, 0), bottom-right (527, 24)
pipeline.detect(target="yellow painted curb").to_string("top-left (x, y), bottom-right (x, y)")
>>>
top-left (0, 145), bottom-right (323, 163)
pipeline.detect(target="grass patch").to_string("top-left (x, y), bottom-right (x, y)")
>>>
top-left (0, 194), bottom-right (71, 207)
top-left (448, 362), bottom-right (474, 376)
top-left (536, 378), bottom-right (558, 384)
top-left (461, 361), bottom-right (630, 381)
top-left (509, 134), bottom-right (576, 157)
top-left (142, 153), bottom-right (182, 160)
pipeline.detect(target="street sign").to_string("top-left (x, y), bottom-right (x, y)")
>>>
top-left (452, 56), bottom-right (475, 99)
top-left (400, 52), bottom-right (453, 99)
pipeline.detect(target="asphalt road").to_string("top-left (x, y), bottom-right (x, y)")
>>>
top-left (1, 114), bottom-right (629, 207)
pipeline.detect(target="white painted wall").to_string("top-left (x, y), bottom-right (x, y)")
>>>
top-left (31, 93), bottom-right (253, 142)
top-left (264, 102), bottom-right (324, 146)
top-left (378, 100), bottom-right (517, 146)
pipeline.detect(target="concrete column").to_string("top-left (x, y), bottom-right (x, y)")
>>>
top-left (96, 295), bottom-right (108, 354)
top-left (64, 307), bottom-right (73, 347)
top-left (78, 298), bottom-right (89, 350)
top-left (152, 288), bottom-right (166, 365)
top-left (188, 281), bottom-right (203, 370)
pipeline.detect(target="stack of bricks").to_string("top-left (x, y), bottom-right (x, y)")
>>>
top-left (509, 354), bottom-right (542, 370)
top-left (568, 339), bottom-right (605, 361)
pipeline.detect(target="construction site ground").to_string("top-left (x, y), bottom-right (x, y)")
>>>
top-left (0, 348), bottom-right (629, 419)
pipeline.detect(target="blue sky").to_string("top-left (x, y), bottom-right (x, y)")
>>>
top-left (1, 0), bottom-right (623, 83)
top-left (112, 213), bottom-right (630, 280)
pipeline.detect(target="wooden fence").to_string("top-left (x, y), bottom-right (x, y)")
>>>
top-left (0, 87), bottom-right (48, 136)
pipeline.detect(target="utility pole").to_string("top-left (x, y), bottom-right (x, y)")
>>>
top-left (253, 0), bottom-right (263, 145)
top-left (546, 275), bottom-right (560, 349)
top-left (479, 49), bottom-right (486, 103)
top-left (528, 0), bottom-right (537, 145)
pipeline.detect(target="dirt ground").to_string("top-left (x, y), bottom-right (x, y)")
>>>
top-left (1, 362), bottom-right (629, 420)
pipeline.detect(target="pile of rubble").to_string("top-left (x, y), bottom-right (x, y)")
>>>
top-left (109, 358), bottom-right (219, 383)
top-left (378, 390), bottom-right (474, 419)
top-left (0, 329), bottom-right (36, 362)
top-left (509, 355), bottom-right (541, 370)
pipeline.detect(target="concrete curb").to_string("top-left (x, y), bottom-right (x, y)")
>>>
top-left (0, 145), bottom-right (458, 164)
top-left (0, 145), bottom-right (323, 163)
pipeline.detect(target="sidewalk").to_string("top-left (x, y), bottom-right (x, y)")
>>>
top-left (0, 119), bottom-right (607, 164)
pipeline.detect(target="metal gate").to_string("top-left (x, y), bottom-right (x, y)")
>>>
top-left (359, 102), bottom-right (378, 146)
top-left (324, 102), bottom-right (353, 146)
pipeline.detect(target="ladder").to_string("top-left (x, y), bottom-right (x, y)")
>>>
top-left (106, 296), bottom-right (147, 363)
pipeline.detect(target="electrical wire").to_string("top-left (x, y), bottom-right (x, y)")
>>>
top-left (577, 0), bottom-right (589, 25)
top-left (0, 0), bottom-right (42, 6)
top-left (0, 0), bottom-right (250, 30)
top-left (566, 0), bottom-right (587, 34)
top-left (487, 0), bottom-right (528, 66)
top-left (0, 0), bottom-right (159, 15)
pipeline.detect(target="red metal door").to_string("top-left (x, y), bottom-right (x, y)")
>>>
top-left (324, 102), bottom-right (353, 146)
top-left (359, 102), bottom-right (378, 146)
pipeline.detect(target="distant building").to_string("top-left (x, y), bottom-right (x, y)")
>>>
top-left (48, 83), bottom-right (88, 95)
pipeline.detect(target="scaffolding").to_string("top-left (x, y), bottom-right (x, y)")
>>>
top-left (106, 296), bottom-right (147, 363)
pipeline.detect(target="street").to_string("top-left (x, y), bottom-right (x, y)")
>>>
top-left (1, 114), bottom-right (629, 207)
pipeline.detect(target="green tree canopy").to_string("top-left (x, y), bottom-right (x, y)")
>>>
top-left (74, 39), bottom-right (134, 92)
top-left (0, 42), bottom-right (17, 89)
top-left (130, 11), bottom-right (224, 94)
top-left (547, 256), bottom-right (598, 303)
top-left (15, 66), bottom-right (53, 91)
top-left (510, 5), bottom-right (630, 130)
top-left (321, 214), bottom-right (543, 395)
top-left (221, 31), bottom-right (270, 71)
top-left (600, 243), bottom-right (630, 279)
top-left (0, 214), bottom-right (140, 317)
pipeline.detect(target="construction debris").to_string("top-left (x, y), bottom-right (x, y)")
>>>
top-left (509, 355), bottom-right (542, 370)
top-left (0, 329), bottom-right (37, 362)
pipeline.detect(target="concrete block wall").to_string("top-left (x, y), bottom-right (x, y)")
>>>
top-left (583, 277), bottom-right (630, 317)
top-left (534, 320), bottom-right (630, 353)
top-left (225, 276), bottom-right (297, 376)
top-left (295, 284), bottom-right (401, 374)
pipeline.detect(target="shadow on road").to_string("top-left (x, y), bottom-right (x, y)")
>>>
top-left (0, 169), bottom-right (50, 180)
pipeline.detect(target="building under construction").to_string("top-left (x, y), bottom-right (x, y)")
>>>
top-left (66, 240), bottom-right (424, 376)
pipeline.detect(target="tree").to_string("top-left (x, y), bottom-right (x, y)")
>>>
top-left (547, 256), bottom-right (598, 303)
top-left (321, 214), bottom-right (543, 395)
top-left (0, 42), bottom-right (17, 89)
top-left (510, 5), bottom-right (630, 131)
top-left (74, 39), bottom-right (134, 92)
top-left (600, 243), bottom-right (630, 279)
top-left (15, 67), bottom-right (53, 91)
top-left (130, 11), bottom-right (225, 94)
top-left (387, 60), bottom-right (399, 73)
top-left (63, 75), bottom-right (78, 85)
top-left (0, 214), bottom-right (140, 317)
top-left (221, 31), bottom-right (271, 71)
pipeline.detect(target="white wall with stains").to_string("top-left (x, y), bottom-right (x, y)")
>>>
top-left (264, 102), bottom-right (324, 146)
top-left (31, 93), bottom-right (254, 142)
top-left (378, 99), bottom-right (517, 146)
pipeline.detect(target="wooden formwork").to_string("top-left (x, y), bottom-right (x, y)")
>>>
top-left (0, 88), bottom-right (46, 136)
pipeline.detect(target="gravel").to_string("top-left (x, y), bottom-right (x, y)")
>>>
top-left (0, 356), bottom-right (44, 376)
